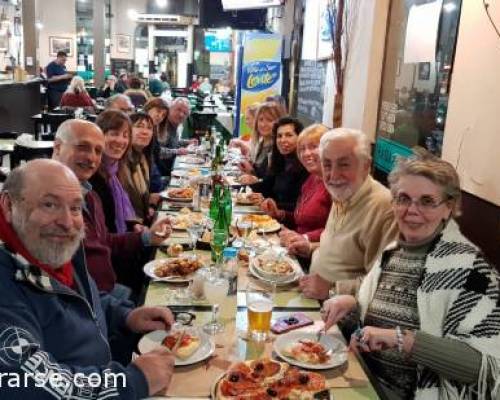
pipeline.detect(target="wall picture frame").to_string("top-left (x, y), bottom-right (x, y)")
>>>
top-left (49, 36), bottom-right (73, 57)
top-left (116, 35), bottom-right (131, 53)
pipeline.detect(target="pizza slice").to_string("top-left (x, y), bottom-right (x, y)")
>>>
top-left (162, 332), bottom-right (201, 359)
top-left (283, 339), bottom-right (331, 365)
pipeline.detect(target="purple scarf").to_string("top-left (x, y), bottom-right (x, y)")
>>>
top-left (102, 156), bottom-right (136, 233)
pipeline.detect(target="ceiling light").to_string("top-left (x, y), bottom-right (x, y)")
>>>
top-left (156, 0), bottom-right (168, 7)
top-left (128, 9), bottom-right (138, 20)
top-left (35, 21), bottom-right (43, 30)
top-left (443, 2), bottom-right (456, 12)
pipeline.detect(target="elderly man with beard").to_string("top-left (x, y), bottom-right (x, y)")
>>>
top-left (0, 160), bottom-right (175, 399)
top-left (286, 128), bottom-right (398, 300)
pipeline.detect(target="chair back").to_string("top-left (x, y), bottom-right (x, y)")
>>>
top-left (10, 142), bottom-right (54, 169)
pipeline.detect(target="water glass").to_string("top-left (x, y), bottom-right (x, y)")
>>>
top-left (203, 269), bottom-right (229, 335)
top-left (211, 228), bottom-right (228, 267)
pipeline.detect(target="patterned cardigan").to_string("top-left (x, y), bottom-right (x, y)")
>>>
top-left (358, 219), bottom-right (500, 399)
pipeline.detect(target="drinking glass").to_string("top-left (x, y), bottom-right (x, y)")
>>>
top-left (237, 219), bottom-right (253, 250)
top-left (246, 282), bottom-right (274, 341)
top-left (186, 222), bottom-right (205, 251)
top-left (203, 269), bottom-right (229, 335)
top-left (211, 228), bottom-right (228, 268)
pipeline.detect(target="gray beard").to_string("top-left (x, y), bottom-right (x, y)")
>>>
top-left (11, 207), bottom-right (84, 268)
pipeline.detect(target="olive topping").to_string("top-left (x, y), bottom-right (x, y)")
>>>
top-left (254, 362), bottom-right (264, 371)
top-left (286, 316), bottom-right (299, 325)
top-left (266, 388), bottom-right (277, 397)
top-left (299, 374), bottom-right (310, 385)
top-left (229, 373), bottom-right (239, 382)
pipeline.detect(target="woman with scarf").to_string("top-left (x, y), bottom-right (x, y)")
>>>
top-left (321, 151), bottom-right (500, 400)
top-left (119, 112), bottom-right (160, 226)
top-left (91, 109), bottom-right (137, 233)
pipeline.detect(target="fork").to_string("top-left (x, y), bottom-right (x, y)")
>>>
top-left (316, 328), bottom-right (324, 343)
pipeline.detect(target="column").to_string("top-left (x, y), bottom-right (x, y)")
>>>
top-left (22, 0), bottom-right (37, 75)
top-left (93, 0), bottom-right (106, 87)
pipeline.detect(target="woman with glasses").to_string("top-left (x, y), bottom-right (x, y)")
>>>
top-left (321, 150), bottom-right (500, 400)
top-left (119, 112), bottom-right (160, 226)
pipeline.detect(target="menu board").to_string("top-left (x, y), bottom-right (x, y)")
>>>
top-left (296, 60), bottom-right (326, 123)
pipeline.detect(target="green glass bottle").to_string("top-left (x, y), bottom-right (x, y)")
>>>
top-left (209, 184), bottom-right (221, 222)
top-left (222, 185), bottom-right (232, 233)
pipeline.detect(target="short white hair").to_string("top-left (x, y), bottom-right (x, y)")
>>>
top-left (319, 128), bottom-right (372, 162)
top-left (67, 76), bottom-right (86, 94)
top-left (169, 97), bottom-right (190, 112)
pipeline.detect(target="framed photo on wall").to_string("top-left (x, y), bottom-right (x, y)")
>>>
top-left (418, 62), bottom-right (430, 80)
top-left (49, 37), bottom-right (73, 57)
top-left (116, 35), bottom-right (131, 53)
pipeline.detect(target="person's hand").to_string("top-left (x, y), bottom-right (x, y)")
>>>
top-left (298, 273), bottom-right (331, 299)
top-left (149, 193), bottom-right (161, 206)
top-left (133, 348), bottom-right (175, 396)
top-left (350, 326), bottom-right (416, 354)
top-left (177, 148), bottom-right (189, 156)
top-left (260, 198), bottom-right (283, 220)
top-left (149, 217), bottom-right (173, 246)
top-left (238, 160), bottom-right (254, 174)
top-left (133, 224), bottom-right (146, 233)
top-left (188, 138), bottom-right (199, 145)
top-left (248, 192), bottom-right (264, 205)
top-left (279, 228), bottom-right (299, 247)
top-left (321, 295), bottom-right (357, 331)
top-left (239, 174), bottom-right (259, 185)
top-left (286, 234), bottom-right (312, 258)
top-left (126, 306), bottom-right (175, 333)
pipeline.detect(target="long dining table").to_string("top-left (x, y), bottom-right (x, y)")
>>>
top-left (142, 154), bottom-right (382, 400)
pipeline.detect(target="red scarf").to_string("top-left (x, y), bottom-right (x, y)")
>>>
top-left (0, 208), bottom-right (75, 288)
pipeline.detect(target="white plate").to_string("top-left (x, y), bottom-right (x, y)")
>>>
top-left (161, 190), bottom-right (193, 203)
top-left (274, 331), bottom-right (347, 370)
top-left (178, 156), bottom-right (205, 164)
top-left (231, 218), bottom-right (281, 233)
top-left (171, 169), bottom-right (188, 177)
top-left (143, 258), bottom-right (202, 283)
top-left (138, 328), bottom-right (215, 367)
top-left (249, 257), bottom-right (303, 286)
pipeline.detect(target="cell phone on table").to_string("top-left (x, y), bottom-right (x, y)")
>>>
top-left (271, 312), bottom-right (314, 334)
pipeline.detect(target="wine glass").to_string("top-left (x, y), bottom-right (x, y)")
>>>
top-left (211, 228), bottom-right (228, 268)
top-left (203, 269), bottom-right (229, 335)
top-left (186, 222), bottom-right (205, 251)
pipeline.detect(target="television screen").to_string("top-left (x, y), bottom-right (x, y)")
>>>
top-left (221, 0), bottom-right (282, 10)
top-left (199, 0), bottom-right (267, 29)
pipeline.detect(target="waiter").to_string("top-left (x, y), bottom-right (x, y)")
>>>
top-left (46, 51), bottom-right (73, 109)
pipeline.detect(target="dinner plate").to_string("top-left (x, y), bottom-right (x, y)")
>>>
top-left (161, 190), bottom-right (194, 203)
top-left (171, 169), bottom-right (188, 177)
top-left (143, 258), bottom-right (202, 283)
top-left (249, 257), bottom-right (303, 286)
top-left (177, 156), bottom-right (205, 164)
top-left (274, 331), bottom-right (348, 370)
top-left (138, 328), bottom-right (215, 367)
top-left (232, 216), bottom-right (281, 233)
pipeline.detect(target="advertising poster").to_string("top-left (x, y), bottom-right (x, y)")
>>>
top-left (237, 32), bottom-right (282, 138)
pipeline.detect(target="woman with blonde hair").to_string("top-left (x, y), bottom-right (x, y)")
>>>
top-left (260, 123), bottom-right (333, 250)
top-left (60, 75), bottom-right (96, 112)
top-left (321, 150), bottom-right (500, 400)
top-left (238, 101), bottom-right (285, 180)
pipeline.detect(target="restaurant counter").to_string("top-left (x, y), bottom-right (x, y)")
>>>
top-left (0, 78), bottom-right (42, 134)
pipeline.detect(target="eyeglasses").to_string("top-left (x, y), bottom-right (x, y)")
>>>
top-left (392, 193), bottom-right (448, 212)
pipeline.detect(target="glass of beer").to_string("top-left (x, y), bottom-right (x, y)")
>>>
top-left (246, 282), bottom-right (274, 341)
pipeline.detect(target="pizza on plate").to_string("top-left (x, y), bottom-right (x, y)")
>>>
top-left (216, 358), bottom-right (326, 400)
top-left (172, 209), bottom-right (205, 230)
top-left (162, 332), bottom-right (201, 359)
top-left (154, 257), bottom-right (202, 278)
top-left (283, 339), bottom-right (331, 365)
top-left (240, 214), bottom-right (279, 230)
top-left (167, 187), bottom-right (194, 200)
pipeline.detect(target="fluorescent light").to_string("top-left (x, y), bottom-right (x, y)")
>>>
top-left (156, 0), bottom-right (168, 7)
top-left (443, 2), bottom-right (456, 12)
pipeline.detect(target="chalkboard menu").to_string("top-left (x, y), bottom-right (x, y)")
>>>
top-left (296, 60), bottom-right (326, 124)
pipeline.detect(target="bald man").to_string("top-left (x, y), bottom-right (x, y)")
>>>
top-left (52, 119), bottom-right (172, 298)
top-left (0, 159), bottom-right (175, 398)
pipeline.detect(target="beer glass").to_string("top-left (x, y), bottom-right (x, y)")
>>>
top-left (246, 282), bottom-right (273, 341)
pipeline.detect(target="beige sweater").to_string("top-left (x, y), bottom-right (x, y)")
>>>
top-left (310, 176), bottom-right (398, 295)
